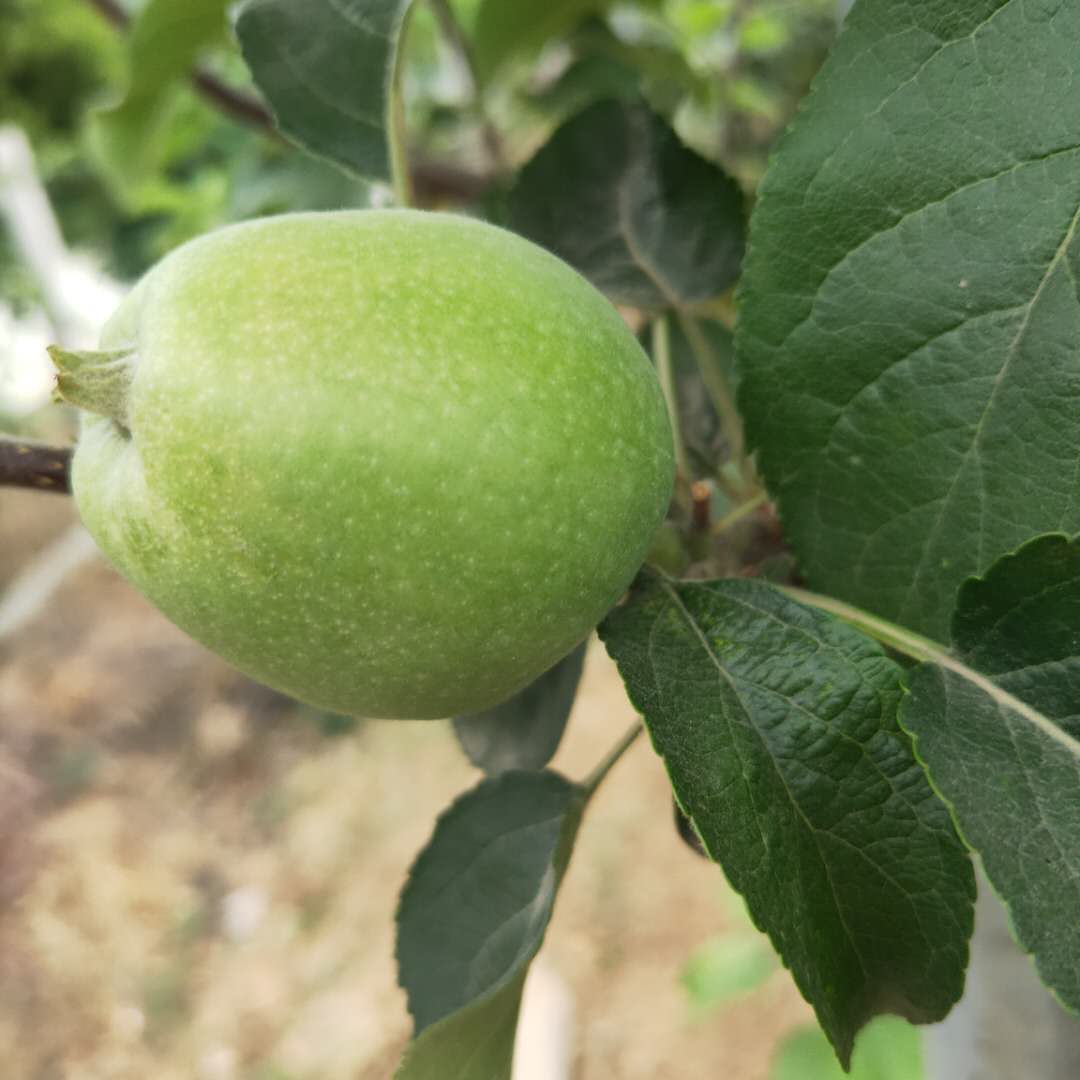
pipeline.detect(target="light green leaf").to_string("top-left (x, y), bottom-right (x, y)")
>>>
top-left (472, 0), bottom-right (662, 84)
top-left (738, 13), bottom-right (789, 56)
top-left (772, 1016), bottom-right (924, 1080)
top-left (234, 0), bottom-right (413, 181)
top-left (902, 533), bottom-right (1080, 1014)
top-left (600, 572), bottom-right (973, 1066)
top-left (508, 100), bottom-right (745, 311)
top-left (772, 1026), bottom-right (844, 1080)
top-left (668, 1), bottom-right (732, 38)
top-left (681, 933), bottom-right (777, 1013)
top-left (395, 771), bottom-right (585, 1079)
top-left (473, 0), bottom-right (602, 83)
top-left (90, 0), bottom-right (230, 194)
top-left (737, 0), bottom-right (1080, 640)
top-left (453, 642), bottom-right (586, 775)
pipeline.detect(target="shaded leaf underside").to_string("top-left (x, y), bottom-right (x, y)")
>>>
top-left (453, 641), bottom-right (586, 775)
top-left (508, 99), bottom-right (745, 310)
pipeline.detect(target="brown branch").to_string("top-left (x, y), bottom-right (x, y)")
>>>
top-left (0, 441), bottom-right (73, 495)
top-left (191, 70), bottom-right (276, 133)
top-left (84, 0), bottom-right (498, 202)
top-left (85, 0), bottom-right (127, 28)
top-left (410, 156), bottom-right (499, 204)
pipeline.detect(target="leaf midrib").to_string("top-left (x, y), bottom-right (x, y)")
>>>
top-left (653, 578), bottom-right (874, 999)
top-left (895, 202), bottom-right (1080, 624)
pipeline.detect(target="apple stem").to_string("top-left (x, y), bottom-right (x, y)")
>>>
top-left (48, 346), bottom-right (135, 433)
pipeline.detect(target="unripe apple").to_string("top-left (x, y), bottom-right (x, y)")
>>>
top-left (53, 210), bottom-right (674, 718)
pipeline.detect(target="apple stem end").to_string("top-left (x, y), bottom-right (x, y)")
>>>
top-left (48, 346), bottom-right (135, 433)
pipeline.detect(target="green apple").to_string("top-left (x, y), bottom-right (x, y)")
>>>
top-left (52, 210), bottom-right (674, 718)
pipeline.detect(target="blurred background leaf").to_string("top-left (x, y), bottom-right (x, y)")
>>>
top-left (472, 0), bottom-right (664, 87)
top-left (681, 933), bottom-right (777, 1015)
top-left (771, 1016), bottom-right (924, 1080)
top-left (89, 0), bottom-right (231, 201)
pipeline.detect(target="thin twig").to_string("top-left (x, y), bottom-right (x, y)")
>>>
top-left (83, 0), bottom-right (498, 204)
top-left (410, 157), bottom-right (496, 202)
top-left (712, 490), bottom-right (768, 536)
top-left (582, 723), bottom-right (643, 797)
top-left (84, 0), bottom-right (126, 28)
top-left (691, 481), bottom-right (712, 533)
top-left (0, 440), bottom-right (72, 495)
top-left (190, 69), bottom-right (276, 133)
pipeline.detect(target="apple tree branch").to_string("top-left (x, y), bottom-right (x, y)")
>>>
top-left (0, 440), bottom-right (73, 495)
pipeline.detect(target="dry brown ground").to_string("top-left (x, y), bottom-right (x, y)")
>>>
top-left (0, 489), bottom-right (811, 1079)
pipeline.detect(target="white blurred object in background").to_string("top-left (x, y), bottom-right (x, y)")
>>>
top-left (513, 955), bottom-right (575, 1080)
top-left (0, 304), bottom-right (57, 416)
top-left (0, 124), bottom-right (124, 416)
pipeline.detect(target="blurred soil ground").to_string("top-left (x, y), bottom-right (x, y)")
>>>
top-left (0, 489), bottom-right (811, 1079)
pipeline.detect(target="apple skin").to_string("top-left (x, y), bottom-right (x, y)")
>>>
top-left (68, 210), bottom-right (674, 718)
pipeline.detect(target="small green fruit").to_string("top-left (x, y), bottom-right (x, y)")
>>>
top-left (55, 210), bottom-right (673, 718)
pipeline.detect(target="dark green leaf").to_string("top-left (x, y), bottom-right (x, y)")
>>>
top-left (737, 0), bottom-right (1080, 640)
top-left (90, 0), bottom-right (230, 193)
top-left (952, 533), bottom-right (1080, 739)
top-left (395, 771), bottom-right (584, 1079)
top-left (508, 100), bottom-right (745, 311)
top-left (600, 572), bottom-right (973, 1066)
top-left (453, 642), bottom-right (586, 775)
top-left (902, 534), bottom-right (1080, 1015)
top-left (234, 0), bottom-right (413, 181)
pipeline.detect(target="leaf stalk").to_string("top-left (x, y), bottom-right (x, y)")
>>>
top-left (652, 314), bottom-right (691, 511)
top-left (712, 490), bottom-right (768, 536)
top-left (676, 311), bottom-right (755, 493)
top-left (389, 3), bottom-right (418, 207)
top-left (782, 585), bottom-right (1080, 754)
top-left (582, 722), bottom-right (642, 797)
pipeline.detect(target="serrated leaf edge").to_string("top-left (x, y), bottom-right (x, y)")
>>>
top-left (600, 571), bottom-right (975, 1067)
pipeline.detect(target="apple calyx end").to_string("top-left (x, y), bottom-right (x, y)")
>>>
top-left (49, 346), bottom-right (136, 433)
